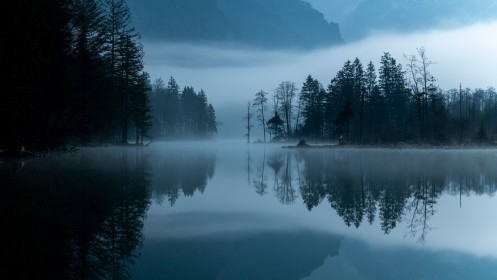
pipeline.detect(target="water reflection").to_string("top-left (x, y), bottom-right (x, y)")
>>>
top-left (0, 148), bottom-right (150, 279)
top-left (252, 148), bottom-right (497, 242)
top-left (135, 213), bottom-right (342, 280)
top-left (149, 146), bottom-right (216, 206)
top-left (3, 143), bottom-right (497, 279)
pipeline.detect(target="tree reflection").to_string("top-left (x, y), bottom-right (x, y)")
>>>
top-left (149, 148), bottom-right (216, 206)
top-left (0, 148), bottom-right (151, 279)
top-left (259, 148), bottom-right (497, 241)
top-left (266, 150), bottom-right (298, 204)
top-left (252, 150), bottom-right (268, 196)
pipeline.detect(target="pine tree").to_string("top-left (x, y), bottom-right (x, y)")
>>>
top-left (130, 72), bottom-right (152, 144)
top-left (1, 0), bottom-right (74, 151)
top-left (244, 102), bottom-right (254, 143)
top-left (206, 104), bottom-right (218, 138)
top-left (300, 75), bottom-right (323, 138)
top-left (69, 0), bottom-right (110, 142)
top-left (326, 61), bottom-right (355, 139)
top-left (165, 77), bottom-right (180, 138)
top-left (379, 52), bottom-right (409, 141)
top-left (102, 0), bottom-right (141, 143)
top-left (333, 100), bottom-right (354, 143)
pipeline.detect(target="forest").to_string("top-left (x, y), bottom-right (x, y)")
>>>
top-left (249, 48), bottom-right (497, 145)
top-left (149, 77), bottom-right (218, 140)
top-left (1, 0), bottom-right (217, 155)
top-left (3, 1), bottom-right (495, 154)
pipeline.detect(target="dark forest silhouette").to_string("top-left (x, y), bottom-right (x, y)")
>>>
top-left (3, 143), bottom-right (497, 276)
top-left (135, 227), bottom-right (342, 280)
top-left (252, 49), bottom-right (497, 145)
top-left (0, 147), bottom-right (151, 279)
top-left (250, 148), bottom-right (497, 242)
top-left (149, 77), bottom-right (218, 140)
top-left (1, 0), bottom-right (217, 155)
top-left (149, 146), bottom-right (217, 206)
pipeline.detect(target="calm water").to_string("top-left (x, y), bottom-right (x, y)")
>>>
top-left (2, 141), bottom-right (497, 279)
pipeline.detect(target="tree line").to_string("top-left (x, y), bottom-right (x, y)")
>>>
top-left (149, 77), bottom-right (217, 140)
top-left (249, 48), bottom-right (497, 145)
top-left (249, 148), bottom-right (497, 241)
top-left (1, 0), bottom-right (151, 152)
top-left (1, 0), bottom-right (218, 154)
top-left (1, 147), bottom-right (150, 279)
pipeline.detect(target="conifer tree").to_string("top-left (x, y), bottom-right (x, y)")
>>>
top-left (130, 72), bottom-right (152, 144)
top-left (102, 0), bottom-right (142, 143)
top-left (300, 75), bottom-right (323, 138)
top-left (379, 52), bottom-right (409, 140)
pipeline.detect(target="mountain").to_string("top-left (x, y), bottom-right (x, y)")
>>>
top-left (126, 0), bottom-right (343, 49)
top-left (305, 0), bottom-right (363, 23)
top-left (307, 0), bottom-right (497, 41)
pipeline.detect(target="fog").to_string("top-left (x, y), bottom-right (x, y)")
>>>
top-left (143, 21), bottom-right (497, 138)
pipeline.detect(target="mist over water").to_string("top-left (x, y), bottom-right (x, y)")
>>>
top-left (143, 21), bottom-right (497, 138)
top-left (4, 141), bottom-right (497, 279)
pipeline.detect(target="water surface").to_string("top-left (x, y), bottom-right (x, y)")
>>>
top-left (2, 141), bottom-right (497, 279)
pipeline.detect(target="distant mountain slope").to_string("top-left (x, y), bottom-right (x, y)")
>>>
top-left (341, 0), bottom-right (497, 40)
top-left (127, 0), bottom-right (343, 49)
top-left (305, 0), bottom-right (363, 23)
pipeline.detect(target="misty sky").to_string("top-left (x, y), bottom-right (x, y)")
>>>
top-left (143, 21), bottom-right (497, 138)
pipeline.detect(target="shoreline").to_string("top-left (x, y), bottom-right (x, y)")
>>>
top-left (282, 143), bottom-right (497, 150)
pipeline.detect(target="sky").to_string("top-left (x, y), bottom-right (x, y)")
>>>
top-left (143, 20), bottom-right (497, 138)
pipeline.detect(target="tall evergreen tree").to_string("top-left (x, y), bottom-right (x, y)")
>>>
top-left (379, 52), bottom-right (410, 141)
top-left (300, 75), bottom-right (323, 138)
top-left (206, 104), bottom-right (218, 138)
top-left (326, 60), bottom-right (356, 140)
top-left (244, 102), bottom-right (253, 143)
top-left (364, 61), bottom-right (378, 142)
top-left (69, 0), bottom-right (110, 142)
top-left (164, 77), bottom-right (180, 138)
top-left (102, 0), bottom-right (141, 143)
top-left (130, 72), bottom-right (152, 144)
top-left (1, 0), bottom-right (75, 151)
top-left (117, 32), bottom-right (145, 143)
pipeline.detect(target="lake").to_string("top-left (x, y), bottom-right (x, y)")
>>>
top-left (2, 141), bottom-right (497, 279)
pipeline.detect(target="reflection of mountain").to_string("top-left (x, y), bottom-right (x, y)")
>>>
top-left (132, 214), bottom-right (342, 280)
top-left (127, 0), bottom-right (343, 49)
top-left (259, 149), bottom-right (497, 241)
top-left (150, 147), bottom-right (217, 206)
top-left (0, 148), bottom-right (151, 279)
top-left (305, 238), bottom-right (497, 280)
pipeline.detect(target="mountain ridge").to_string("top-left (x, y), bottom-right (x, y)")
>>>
top-left (306, 0), bottom-right (497, 41)
top-left (127, 0), bottom-right (343, 49)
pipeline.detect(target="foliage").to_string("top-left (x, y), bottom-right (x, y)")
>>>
top-left (149, 77), bottom-right (218, 140)
top-left (254, 49), bottom-right (497, 145)
top-left (1, 0), bottom-right (152, 152)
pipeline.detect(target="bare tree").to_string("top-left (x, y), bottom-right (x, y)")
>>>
top-left (244, 101), bottom-right (253, 143)
top-left (253, 90), bottom-right (268, 142)
top-left (275, 81), bottom-right (297, 140)
top-left (404, 46), bottom-right (436, 141)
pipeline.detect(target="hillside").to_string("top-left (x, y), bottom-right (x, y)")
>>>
top-left (127, 0), bottom-right (343, 49)
top-left (346, 0), bottom-right (497, 40)
top-left (307, 0), bottom-right (497, 41)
